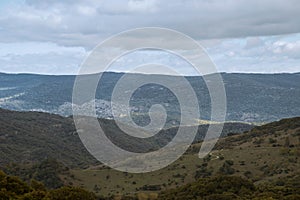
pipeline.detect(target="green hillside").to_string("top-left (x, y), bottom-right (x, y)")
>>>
top-left (69, 117), bottom-right (300, 199)
top-left (0, 108), bottom-right (252, 167)
top-left (0, 108), bottom-right (299, 199)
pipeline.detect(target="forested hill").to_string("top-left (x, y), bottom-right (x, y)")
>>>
top-left (0, 108), bottom-right (253, 168)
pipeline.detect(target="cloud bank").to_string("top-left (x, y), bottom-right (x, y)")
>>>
top-left (0, 0), bottom-right (299, 74)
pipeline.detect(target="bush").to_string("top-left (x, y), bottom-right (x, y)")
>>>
top-left (219, 160), bottom-right (235, 175)
top-left (45, 187), bottom-right (96, 200)
top-left (0, 170), bottom-right (97, 200)
top-left (269, 138), bottom-right (277, 144)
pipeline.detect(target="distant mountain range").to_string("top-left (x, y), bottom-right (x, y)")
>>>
top-left (0, 72), bottom-right (299, 123)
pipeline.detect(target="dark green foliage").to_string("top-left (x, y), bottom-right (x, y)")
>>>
top-left (0, 108), bottom-right (98, 168)
top-left (46, 186), bottom-right (96, 200)
top-left (243, 171), bottom-right (253, 179)
top-left (269, 138), bottom-right (277, 144)
top-left (194, 163), bottom-right (213, 179)
top-left (32, 158), bottom-right (66, 189)
top-left (159, 175), bottom-right (300, 200)
top-left (253, 117), bottom-right (300, 134)
top-left (139, 184), bottom-right (161, 191)
top-left (22, 190), bottom-right (48, 200)
top-left (0, 171), bottom-right (30, 197)
top-left (0, 170), bottom-right (96, 200)
top-left (3, 158), bottom-right (69, 189)
top-left (159, 176), bottom-right (255, 200)
top-left (219, 160), bottom-right (235, 175)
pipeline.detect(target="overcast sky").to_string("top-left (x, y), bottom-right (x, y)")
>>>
top-left (0, 0), bottom-right (300, 75)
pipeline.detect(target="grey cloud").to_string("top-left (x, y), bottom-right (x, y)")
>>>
top-left (0, 0), bottom-right (300, 49)
top-left (205, 33), bottom-right (300, 73)
top-left (245, 37), bottom-right (264, 49)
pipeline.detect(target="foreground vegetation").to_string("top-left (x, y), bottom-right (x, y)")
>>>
top-left (158, 175), bottom-right (300, 200)
top-left (0, 170), bottom-right (97, 200)
top-left (1, 170), bottom-right (299, 200)
top-left (0, 108), bottom-right (300, 199)
top-left (66, 117), bottom-right (300, 197)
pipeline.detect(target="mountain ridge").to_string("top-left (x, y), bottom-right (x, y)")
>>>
top-left (1, 72), bottom-right (300, 123)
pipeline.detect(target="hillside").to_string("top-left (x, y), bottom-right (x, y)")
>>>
top-left (65, 117), bottom-right (300, 198)
top-left (0, 108), bottom-right (252, 167)
top-left (0, 108), bottom-right (299, 198)
top-left (0, 108), bottom-right (100, 168)
top-left (156, 118), bottom-right (300, 199)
